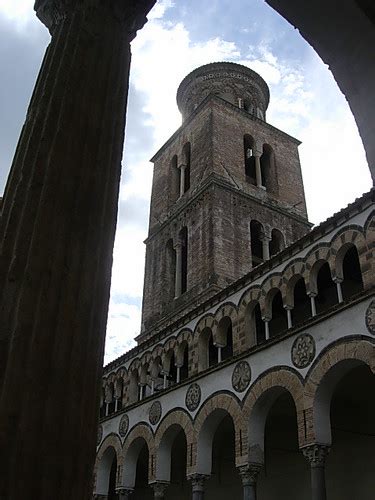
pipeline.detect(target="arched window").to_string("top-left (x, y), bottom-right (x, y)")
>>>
top-left (244, 134), bottom-right (256, 185)
top-left (179, 227), bottom-right (188, 294)
top-left (269, 290), bottom-right (288, 337)
top-left (166, 239), bottom-right (176, 299)
top-left (128, 369), bottom-right (139, 404)
top-left (182, 142), bottom-right (191, 193)
top-left (341, 245), bottom-right (364, 299)
top-left (250, 220), bottom-right (264, 267)
top-left (199, 327), bottom-right (217, 371)
top-left (107, 383), bottom-right (115, 415)
top-left (316, 262), bottom-right (337, 314)
top-left (178, 342), bottom-right (189, 382)
top-left (217, 316), bottom-right (233, 361)
top-left (254, 303), bottom-right (266, 344)
top-left (260, 144), bottom-right (274, 190)
top-left (292, 277), bottom-right (310, 326)
top-left (167, 350), bottom-right (178, 385)
top-left (243, 99), bottom-right (254, 114)
top-left (269, 228), bottom-right (284, 257)
top-left (170, 154), bottom-right (179, 202)
top-left (114, 377), bottom-right (123, 412)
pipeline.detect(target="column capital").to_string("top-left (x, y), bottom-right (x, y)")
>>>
top-left (188, 474), bottom-right (210, 492)
top-left (302, 444), bottom-right (330, 467)
top-left (150, 480), bottom-right (169, 498)
top-left (35, 0), bottom-right (155, 38)
top-left (179, 163), bottom-right (187, 171)
top-left (261, 315), bottom-right (271, 322)
top-left (332, 276), bottom-right (343, 284)
top-left (237, 463), bottom-right (263, 486)
top-left (115, 487), bottom-right (134, 499)
top-left (307, 291), bottom-right (317, 298)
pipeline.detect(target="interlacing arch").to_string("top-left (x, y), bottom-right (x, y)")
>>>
top-left (194, 393), bottom-right (246, 472)
top-left (94, 434), bottom-right (123, 494)
top-left (303, 339), bottom-right (375, 445)
top-left (237, 286), bottom-right (262, 349)
top-left (154, 410), bottom-right (195, 479)
top-left (283, 259), bottom-right (308, 306)
top-left (243, 368), bottom-right (305, 461)
top-left (122, 424), bottom-right (155, 486)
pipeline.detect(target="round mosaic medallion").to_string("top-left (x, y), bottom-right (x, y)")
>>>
top-left (149, 400), bottom-right (162, 425)
top-left (119, 414), bottom-right (129, 437)
top-left (185, 383), bottom-right (201, 412)
top-left (365, 300), bottom-right (375, 335)
top-left (97, 424), bottom-right (103, 446)
top-left (232, 361), bottom-right (252, 392)
top-left (291, 333), bottom-right (316, 368)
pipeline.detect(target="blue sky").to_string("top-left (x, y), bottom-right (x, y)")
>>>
top-left (0, 1), bottom-right (372, 364)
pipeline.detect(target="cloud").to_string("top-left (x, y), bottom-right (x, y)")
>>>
top-left (104, 301), bottom-right (139, 364)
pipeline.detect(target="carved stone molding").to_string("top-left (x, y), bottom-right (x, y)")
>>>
top-left (150, 481), bottom-right (169, 498)
top-left (97, 425), bottom-right (103, 446)
top-left (185, 383), bottom-right (201, 412)
top-left (291, 333), bottom-right (316, 369)
top-left (35, 0), bottom-right (155, 38)
top-left (115, 488), bottom-right (134, 499)
top-left (365, 299), bottom-right (375, 335)
top-left (149, 400), bottom-right (162, 425)
top-left (188, 474), bottom-right (210, 492)
top-left (302, 444), bottom-right (330, 467)
top-left (232, 360), bottom-right (252, 392)
top-left (237, 463), bottom-right (263, 486)
top-left (119, 414), bottom-right (129, 437)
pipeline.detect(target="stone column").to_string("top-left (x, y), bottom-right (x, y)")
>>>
top-left (333, 278), bottom-right (344, 303)
top-left (189, 474), bottom-right (209, 500)
top-left (179, 164), bottom-right (187, 196)
top-left (238, 463), bottom-right (262, 500)
top-left (285, 305), bottom-right (293, 329)
top-left (151, 481), bottom-right (169, 499)
top-left (260, 234), bottom-right (271, 261)
top-left (262, 317), bottom-right (270, 340)
top-left (302, 444), bottom-right (330, 500)
top-left (176, 364), bottom-right (181, 384)
top-left (308, 292), bottom-right (317, 317)
top-left (254, 154), bottom-right (263, 188)
top-left (174, 241), bottom-right (183, 298)
top-left (0, 1), bottom-right (155, 498)
top-left (116, 489), bottom-right (134, 500)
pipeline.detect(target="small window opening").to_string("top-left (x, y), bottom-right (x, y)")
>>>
top-left (269, 290), bottom-right (288, 337)
top-left (250, 220), bottom-right (264, 267)
top-left (292, 277), bottom-right (310, 326)
top-left (269, 229), bottom-right (284, 257)
top-left (260, 144), bottom-right (274, 190)
top-left (219, 317), bottom-right (233, 361)
top-left (342, 245), bottom-right (364, 299)
top-left (180, 344), bottom-right (189, 381)
top-left (244, 134), bottom-right (256, 185)
top-left (182, 142), bottom-right (191, 193)
top-left (254, 303), bottom-right (266, 344)
top-left (316, 262), bottom-right (337, 314)
top-left (180, 227), bottom-right (188, 294)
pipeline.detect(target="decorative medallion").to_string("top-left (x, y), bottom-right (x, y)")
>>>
top-left (119, 414), bottom-right (129, 437)
top-left (365, 299), bottom-right (375, 335)
top-left (291, 333), bottom-right (316, 368)
top-left (97, 424), bottom-right (103, 446)
top-left (149, 400), bottom-right (162, 425)
top-left (185, 383), bottom-right (201, 412)
top-left (232, 361), bottom-right (251, 392)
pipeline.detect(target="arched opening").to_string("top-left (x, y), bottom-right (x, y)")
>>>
top-left (177, 342), bottom-right (189, 382)
top-left (269, 228), bottom-right (284, 257)
top-left (250, 220), bottom-right (264, 267)
top-left (166, 239), bottom-right (176, 300)
top-left (325, 364), bottom-right (375, 499)
top-left (170, 154), bottom-right (180, 202)
top-left (244, 134), bottom-right (256, 185)
top-left (217, 316), bottom-right (233, 361)
top-left (182, 142), bottom-right (191, 193)
top-left (268, 290), bottom-right (288, 337)
top-left (243, 99), bottom-right (254, 115)
top-left (245, 301), bottom-right (265, 346)
top-left (128, 369), bottom-right (139, 404)
top-left (341, 245), bottom-right (364, 299)
top-left (198, 327), bottom-right (217, 371)
top-left (204, 414), bottom-right (242, 497)
top-left (114, 377), bottom-right (123, 412)
top-left (257, 392), bottom-right (309, 498)
top-left (150, 356), bottom-right (163, 393)
top-left (96, 446), bottom-right (119, 499)
top-left (129, 440), bottom-right (153, 500)
top-left (106, 383), bottom-right (115, 415)
top-left (167, 350), bottom-right (178, 386)
top-left (157, 425), bottom-right (189, 499)
top-left (179, 227), bottom-right (188, 294)
top-left (260, 144), bottom-right (274, 191)
top-left (315, 262), bottom-right (337, 314)
top-left (291, 276), bottom-right (310, 326)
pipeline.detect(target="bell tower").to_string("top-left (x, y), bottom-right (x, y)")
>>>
top-left (139, 62), bottom-right (311, 341)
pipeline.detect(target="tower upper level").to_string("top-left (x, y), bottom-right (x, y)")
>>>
top-left (176, 62), bottom-right (270, 122)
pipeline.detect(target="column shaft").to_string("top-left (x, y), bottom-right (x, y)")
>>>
top-left (302, 444), bottom-right (330, 500)
top-left (254, 155), bottom-right (262, 187)
top-left (0, 2), bottom-right (154, 498)
top-left (174, 243), bottom-right (182, 298)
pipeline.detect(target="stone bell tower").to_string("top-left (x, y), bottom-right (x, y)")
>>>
top-left (139, 62), bottom-right (311, 341)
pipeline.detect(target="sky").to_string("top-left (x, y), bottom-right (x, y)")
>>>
top-left (0, 1), bottom-right (372, 364)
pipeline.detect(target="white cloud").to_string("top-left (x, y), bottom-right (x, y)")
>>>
top-left (104, 302), bottom-right (139, 364)
top-left (0, 0), bottom-right (35, 28)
